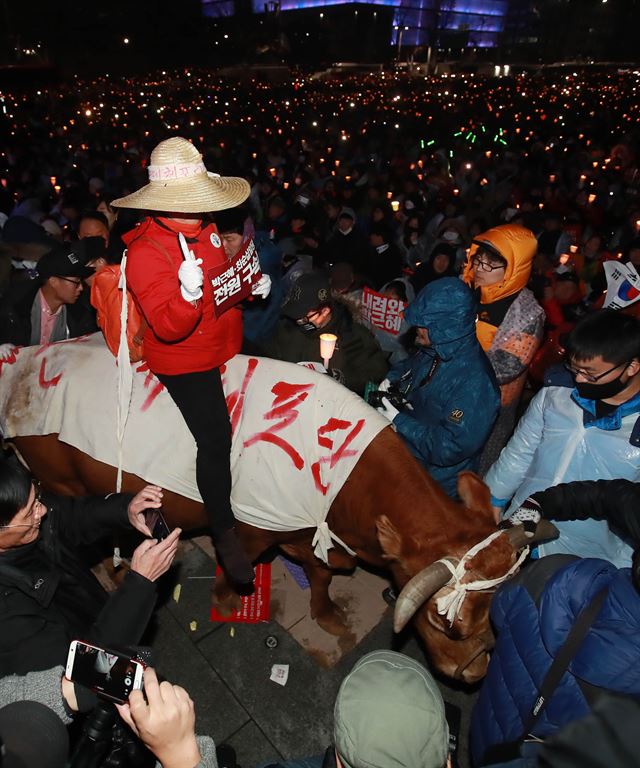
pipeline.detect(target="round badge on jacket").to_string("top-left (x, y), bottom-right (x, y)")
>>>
top-left (210, 232), bottom-right (222, 249)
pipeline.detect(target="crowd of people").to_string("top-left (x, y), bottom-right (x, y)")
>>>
top-left (1, 66), bottom-right (640, 767)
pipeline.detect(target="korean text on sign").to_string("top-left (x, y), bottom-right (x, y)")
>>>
top-left (207, 238), bottom-right (262, 317)
top-left (361, 287), bottom-right (406, 336)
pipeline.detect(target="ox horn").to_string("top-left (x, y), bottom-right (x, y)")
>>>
top-left (393, 560), bottom-right (453, 633)
top-left (503, 519), bottom-right (559, 551)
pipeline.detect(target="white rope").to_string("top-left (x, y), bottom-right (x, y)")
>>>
top-left (312, 521), bottom-right (357, 564)
top-left (435, 530), bottom-right (530, 626)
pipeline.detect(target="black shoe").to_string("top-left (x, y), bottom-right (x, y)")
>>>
top-left (216, 744), bottom-right (238, 768)
top-left (214, 528), bottom-right (255, 587)
top-left (382, 586), bottom-right (397, 606)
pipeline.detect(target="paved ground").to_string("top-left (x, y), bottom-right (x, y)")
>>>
top-left (141, 538), bottom-right (480, 768)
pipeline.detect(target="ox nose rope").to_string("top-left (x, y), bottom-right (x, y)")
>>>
top-left (435, 530), bottom-right (530, 626)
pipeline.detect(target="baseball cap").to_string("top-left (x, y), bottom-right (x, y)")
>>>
top-left (0, 701), bottom-right (69, 768)
top-left (334, 651), bottom-right (449, 768)
top-left (36, 241), bottom-right (96, 280)
top-left (282, 271), bottom-right (331, 319)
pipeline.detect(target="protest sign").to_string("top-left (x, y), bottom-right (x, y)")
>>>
top-left (208, 237), bottom-right (261, 317)
top-left (361, 287), bottom-right (406, 335)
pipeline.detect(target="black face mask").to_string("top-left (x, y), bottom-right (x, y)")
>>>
top-left (575, 369), bottom-right (628, 401)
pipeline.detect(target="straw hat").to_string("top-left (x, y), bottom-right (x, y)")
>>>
top-left (111, 137), bottom-right (250, 213)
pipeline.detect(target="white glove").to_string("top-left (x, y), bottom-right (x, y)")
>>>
top-left (251, 274), bottom-right (272, 299)
top-left (378, 378), bottom-right (391, 392)
top-left (178, 259), bottom-right (204, 301)
top-left (178, 231), bottom-right (204, 301)
top-left (0, 343), bottom-right (17, 361)
top-left (376, 395), bottom-right (400, 422)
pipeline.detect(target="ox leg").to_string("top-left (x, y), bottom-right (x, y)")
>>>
top-left (211, 529), bottom-right (271, 615)
top-left (282, 545), bottom-right (354, 637)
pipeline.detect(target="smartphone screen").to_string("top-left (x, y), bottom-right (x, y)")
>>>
top-left (65, 640), bottom-right (144, 704)
top-left (144, 508), bottom-right (171, 541)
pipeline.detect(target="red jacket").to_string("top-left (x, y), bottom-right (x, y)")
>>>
top-left (124, 217), bottom-right (242, 375)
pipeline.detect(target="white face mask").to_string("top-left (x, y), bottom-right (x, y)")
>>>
top-left (375, 243), bottom-right (390, 254)
top-left (339, 226), bottom-right (353, 236)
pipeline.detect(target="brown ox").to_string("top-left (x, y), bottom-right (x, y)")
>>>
top-left (11, 427), bottom-right (555, 684)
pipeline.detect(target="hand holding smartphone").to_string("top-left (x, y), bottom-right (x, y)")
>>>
top-left (65, 640), bottom-right (145, 705)
top-left (144, 508), bottom-right (171, 541)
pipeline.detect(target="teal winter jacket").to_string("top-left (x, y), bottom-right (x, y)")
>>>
top-left (388, 277), bottom-right (500, 497)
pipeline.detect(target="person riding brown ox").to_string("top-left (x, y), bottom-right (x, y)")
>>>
top-left (8, 424), bottom-right (556, 684)
top-left (0, 323), bottom-right (557, 684)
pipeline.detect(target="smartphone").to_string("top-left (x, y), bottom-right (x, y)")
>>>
top-left (144, 508), bottom-right (171, 541)
top-left (65, 640), bottom-right (145, 705)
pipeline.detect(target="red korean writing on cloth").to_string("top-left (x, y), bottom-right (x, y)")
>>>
top-left (242, 380), bottom-right (313, 470)
top-left (208, 237), bottom-right (262, 318)
top-left (311, 417), bottom-right (365, 495)
top-left (361, 287), bottom-right (406, 336)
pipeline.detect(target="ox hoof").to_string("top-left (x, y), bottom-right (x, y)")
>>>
top-left (211, 589), bottom-right (243, 617)
top-left (315, 608), bottom-right (350, 637)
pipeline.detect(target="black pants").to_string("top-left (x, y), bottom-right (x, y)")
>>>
top-left (156, 367), bottom-right (234, 537)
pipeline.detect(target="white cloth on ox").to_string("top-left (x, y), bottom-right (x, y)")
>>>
top-left (0, 334), bottom-right (388, 563)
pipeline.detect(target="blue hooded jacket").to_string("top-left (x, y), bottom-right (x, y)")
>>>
top-left (471, 557), bottom-right (640, 766)
top-left (388, 277), bottom-right (500, 497)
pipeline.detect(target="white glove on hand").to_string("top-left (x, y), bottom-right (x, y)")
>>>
top-left (251, 274), bottom-right (272, 299)
top-left (178, 258), bottom-right (204, 302)
top-left (378, 378), bottom-right (391, 392)
top-left (0, 343), bottom-right (17, 362)
top-left (376, 395), bottom-right (400, 422)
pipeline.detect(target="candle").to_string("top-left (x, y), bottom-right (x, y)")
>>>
top-left (320, 333), bottom-right (337, 370)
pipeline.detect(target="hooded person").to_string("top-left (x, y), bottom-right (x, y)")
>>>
top-left (410, 242), bottom-right (458, 294)
top-left (463, 224), bottom-right (545, 475)
top-left (111, 136), bottom-right (273, 588)
top-left (377, 277), bottom-right (500, 498)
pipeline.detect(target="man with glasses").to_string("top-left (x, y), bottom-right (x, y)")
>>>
top-left (0, 240), bottom-right (99, 357)
top-left (485, 309), bottom-right (640, 567)
top-left (463, 224), bottom-right (544, 475)
top-left (263, 270), bottom-right (388, 395)
top-left (0, 455), bottom-right (180, 682)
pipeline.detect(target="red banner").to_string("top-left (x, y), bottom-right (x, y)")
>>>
top-left (207, 238), bottom-right (262, 318)
top-left (361, 287), bottom-right (406, 336)
top-left (210, 562), bottom-right (271, 624)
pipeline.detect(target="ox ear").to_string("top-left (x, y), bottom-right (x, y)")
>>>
top-left (376, 515), bottom-right (403, 561)
top-left (457, 471), bottom-right (495, 524)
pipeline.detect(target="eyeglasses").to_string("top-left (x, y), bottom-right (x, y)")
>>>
top-left (296, 310), bottom-right (321, 325)
top-left (563, 360), bottom-right (630, 383)
top-left (0, 482), bottom-right (43, 531)
top-left (470, 255), bottom-right (506, 273)
top-left (56, 277), bottom-right (82, 286)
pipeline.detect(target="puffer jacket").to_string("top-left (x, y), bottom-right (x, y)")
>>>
top-left (387, 277), bottom-right (500, 497)
top-left (485, 371), bottom-right (640, 567)
top-left (124, 217), bottom-right (242, 375)
top-left (470, 556), bottom-right (640, 766)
